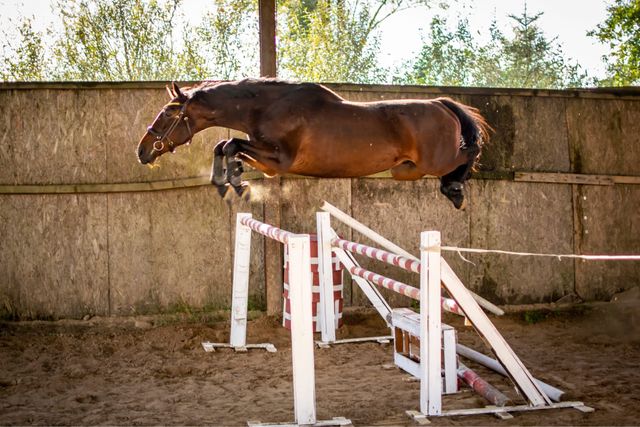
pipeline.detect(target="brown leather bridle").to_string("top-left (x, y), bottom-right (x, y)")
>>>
top-left (146, 101), bottom-right (193, 153)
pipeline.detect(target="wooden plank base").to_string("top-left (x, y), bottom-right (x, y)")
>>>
top-left (315, 335), bottom-right (393, 348)
top-left (201, 342), bottom-right (277, 353)
top-left (407, 401), bottom-right (593, 423)
top-left (247, 416), bottom-right (352, 426)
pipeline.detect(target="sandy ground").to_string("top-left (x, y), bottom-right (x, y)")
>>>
top-left (1, 300), bottom-right (639, 426)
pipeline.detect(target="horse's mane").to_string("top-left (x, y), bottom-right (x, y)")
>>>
top-left (188, 78), bottom-right (342, 102)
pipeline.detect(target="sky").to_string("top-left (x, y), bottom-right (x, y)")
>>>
top-left (0, 0), bottom-right (613, 80)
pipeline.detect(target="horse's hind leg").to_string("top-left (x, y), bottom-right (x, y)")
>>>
top-left (210, 140), bottom-right (230, 197)
top-left (439, 145), bottom-right (480, 209)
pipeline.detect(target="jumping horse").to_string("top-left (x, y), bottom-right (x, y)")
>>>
top-left (137, 79), bottom-right (490, 209)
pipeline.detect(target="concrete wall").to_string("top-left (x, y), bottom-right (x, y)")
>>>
top-left (0, 82), bottom-right (638, 319)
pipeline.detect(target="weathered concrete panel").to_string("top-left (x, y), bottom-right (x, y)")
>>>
top-left (566, 98), bottom-right (640, 175)
top-left (0, 90), bottom-right (108, 185)
top-left (469, 180), bottom-right (574, 303)
top-left (575, 185), bottom-right (640, 300)
top-left (509, 97), bottom-right (570, 172)
top-left (108, 88), bottom-right (230, 183)
top-left (108, 187), bottom-right (234, 314)
top-left (351, 178), bottom-right (470, 307)
top-left (280, 178), bottom-right (353, 302)
top-left (0, 194), bottom-right (109, 318)
top-left (280, 178), bottom-right (351, 234)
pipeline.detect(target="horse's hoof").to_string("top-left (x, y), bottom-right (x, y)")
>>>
top-left (233, 181), bottom-right (250, 198)
top-left (440, 182), bottom-right (465, 210)
top-left (216, 183), bottom-right (230, 198)
top-left (449, 192), bottom-right (465, 210)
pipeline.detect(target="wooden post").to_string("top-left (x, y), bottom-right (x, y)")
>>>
top-left (230, 213), bottom-right (252, 348)
top-left (258, 0), bottom-right (277, 77)
top-left (421, 231), bottom-right (442, 415)
top-left (316, 212), bottom-right (337, 343)
top-left (287, 234), bottom-right (317, 425)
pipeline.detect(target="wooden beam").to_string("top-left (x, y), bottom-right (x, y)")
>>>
top-left (258, 0), bottom-right (277, 77)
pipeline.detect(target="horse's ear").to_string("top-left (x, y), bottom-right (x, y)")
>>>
top-left (166, 84), bottom-right (175, 99)
top-left (172, 81), bottom-right (187, 101)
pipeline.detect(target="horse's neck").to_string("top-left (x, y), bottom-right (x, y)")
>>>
top-left (195, 86), bottom-right (252, 133)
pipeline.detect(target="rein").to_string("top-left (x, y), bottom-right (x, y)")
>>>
top-left (146, 101), bottom-right (193, 153)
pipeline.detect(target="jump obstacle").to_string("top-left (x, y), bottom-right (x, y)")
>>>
top-left (207, 204), bottom-right (593, 425)
top-left (203, 213), bottom-right (351, 427)
top-left (314, 202), bottom-right (593, 421)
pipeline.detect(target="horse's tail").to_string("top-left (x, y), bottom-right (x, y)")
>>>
top-left (437, 97), bottom-right (492, 168)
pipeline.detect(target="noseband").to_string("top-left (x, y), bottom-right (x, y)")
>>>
top-left (146, 101), bottom-right (193, 153)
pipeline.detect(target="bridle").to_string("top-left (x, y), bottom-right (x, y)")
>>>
top-left (146, 101), bottom-right (193, 153)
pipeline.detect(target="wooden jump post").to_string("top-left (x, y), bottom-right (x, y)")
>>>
top-left (204, 213), bottom-right (350, 427)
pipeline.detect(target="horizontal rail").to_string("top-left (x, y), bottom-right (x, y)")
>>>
top-left (348, 266), bottom-right (465, 316)
top-left (1, 171), bottom-right (638, 195)
top-left (240, 216), bottom-right (294, 244)
top-left (332, 237), bottom-right (421, 273)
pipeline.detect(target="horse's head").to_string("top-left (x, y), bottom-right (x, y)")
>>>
top-left (137, 82), bottom-right (196, 165)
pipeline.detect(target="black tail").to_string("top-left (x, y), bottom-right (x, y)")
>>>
top-left (437, 97), bottom-right (490, 156)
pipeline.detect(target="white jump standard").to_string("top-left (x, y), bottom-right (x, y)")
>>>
top-left (208, 213), bottom-right (351, 427)
top-left (316, 202), bottom-right (594, 422)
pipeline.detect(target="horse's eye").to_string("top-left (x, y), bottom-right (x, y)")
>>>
top-left (163, 109), bottom-right (175, 117)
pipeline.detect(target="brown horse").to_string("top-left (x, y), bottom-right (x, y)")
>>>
top-left (137, 79), bottom-right (490, 209)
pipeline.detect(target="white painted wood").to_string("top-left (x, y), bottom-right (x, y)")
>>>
top-left (406, 410), bottom-right (432, 425)
top-left (316, 212), bottom-right (336, 343)
top-left (442, 327), bottom-right (458, 394)
top-left (230, 213), bottom-right (253, 348)
top-left (440, 401), bottom-right (592, 417)
top-left (395, 353), bottom-right (422, 379)
top-left (287, 234), bottom-right (317, 425)
top-left (422, 231), bottom-right (442, 415)
top-left (390, 308), bottom-right (422, 337)
top-left (320, 201), bottom-right (504, 316)
top-left (247, 416), bottom-right (353, 427)
top-left (440, 260), bottom-right (551, 406)
top-left (316, 335), bottom-right (393, 347)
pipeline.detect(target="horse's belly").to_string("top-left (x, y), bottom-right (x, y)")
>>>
top-left (288, 142), bottom-right (401, 178)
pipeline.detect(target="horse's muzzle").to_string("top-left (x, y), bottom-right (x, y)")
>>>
top-left (137, 145), bottom-right (155, 164)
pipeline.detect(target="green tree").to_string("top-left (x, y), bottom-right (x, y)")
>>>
top-left (52, 0), bottom-right (207, 81)
top-left (277, 0), bottom-right (437, 83)
top-left (277, 0), bottom-right (385, 82)
top-left (1, 17), bottom-right (50, 81)
top-left (397, 16), bottom-right (477, 86)
top-left (190, 0), bottom-right (259, 80)
top-left (400, 6), bottom-right (589, 88)
top-left (588, 0), bottom-right (640, 86)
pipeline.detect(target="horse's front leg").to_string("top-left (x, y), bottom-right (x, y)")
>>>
top-left (222, 138), bottom-right (253, 198)
top-left (210, 140), bottom-right (230, 197)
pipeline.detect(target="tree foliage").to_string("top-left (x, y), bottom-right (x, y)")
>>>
top-left (400, 6), bottom-right (589, 88)
top-left (188, 0), bottom-right (258, 80)
top-left (1, 17), bottom-right (50, 81)
top-left (588, 0), bottom-right (640, 86)
top-left (277, 0), bottom-right (385, 82)
top-left (52, 0), bottom-right (199, 80)
top-left (0, 0), bottom-right (258, 81)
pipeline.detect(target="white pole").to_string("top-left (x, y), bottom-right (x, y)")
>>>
top-left (320, 201), bottom-right (504, 316)
top-left (421, 231), bottom-right (442, 415)
top-left (230, 213), bottom-right (253, 348)
top-left (317, 212), bottom-right (337, 343)
top-left (287, 234), bottom-right (317, 425)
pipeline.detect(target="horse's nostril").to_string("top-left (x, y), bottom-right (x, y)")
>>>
top-left (137, 146), bottom-right (144, 158)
